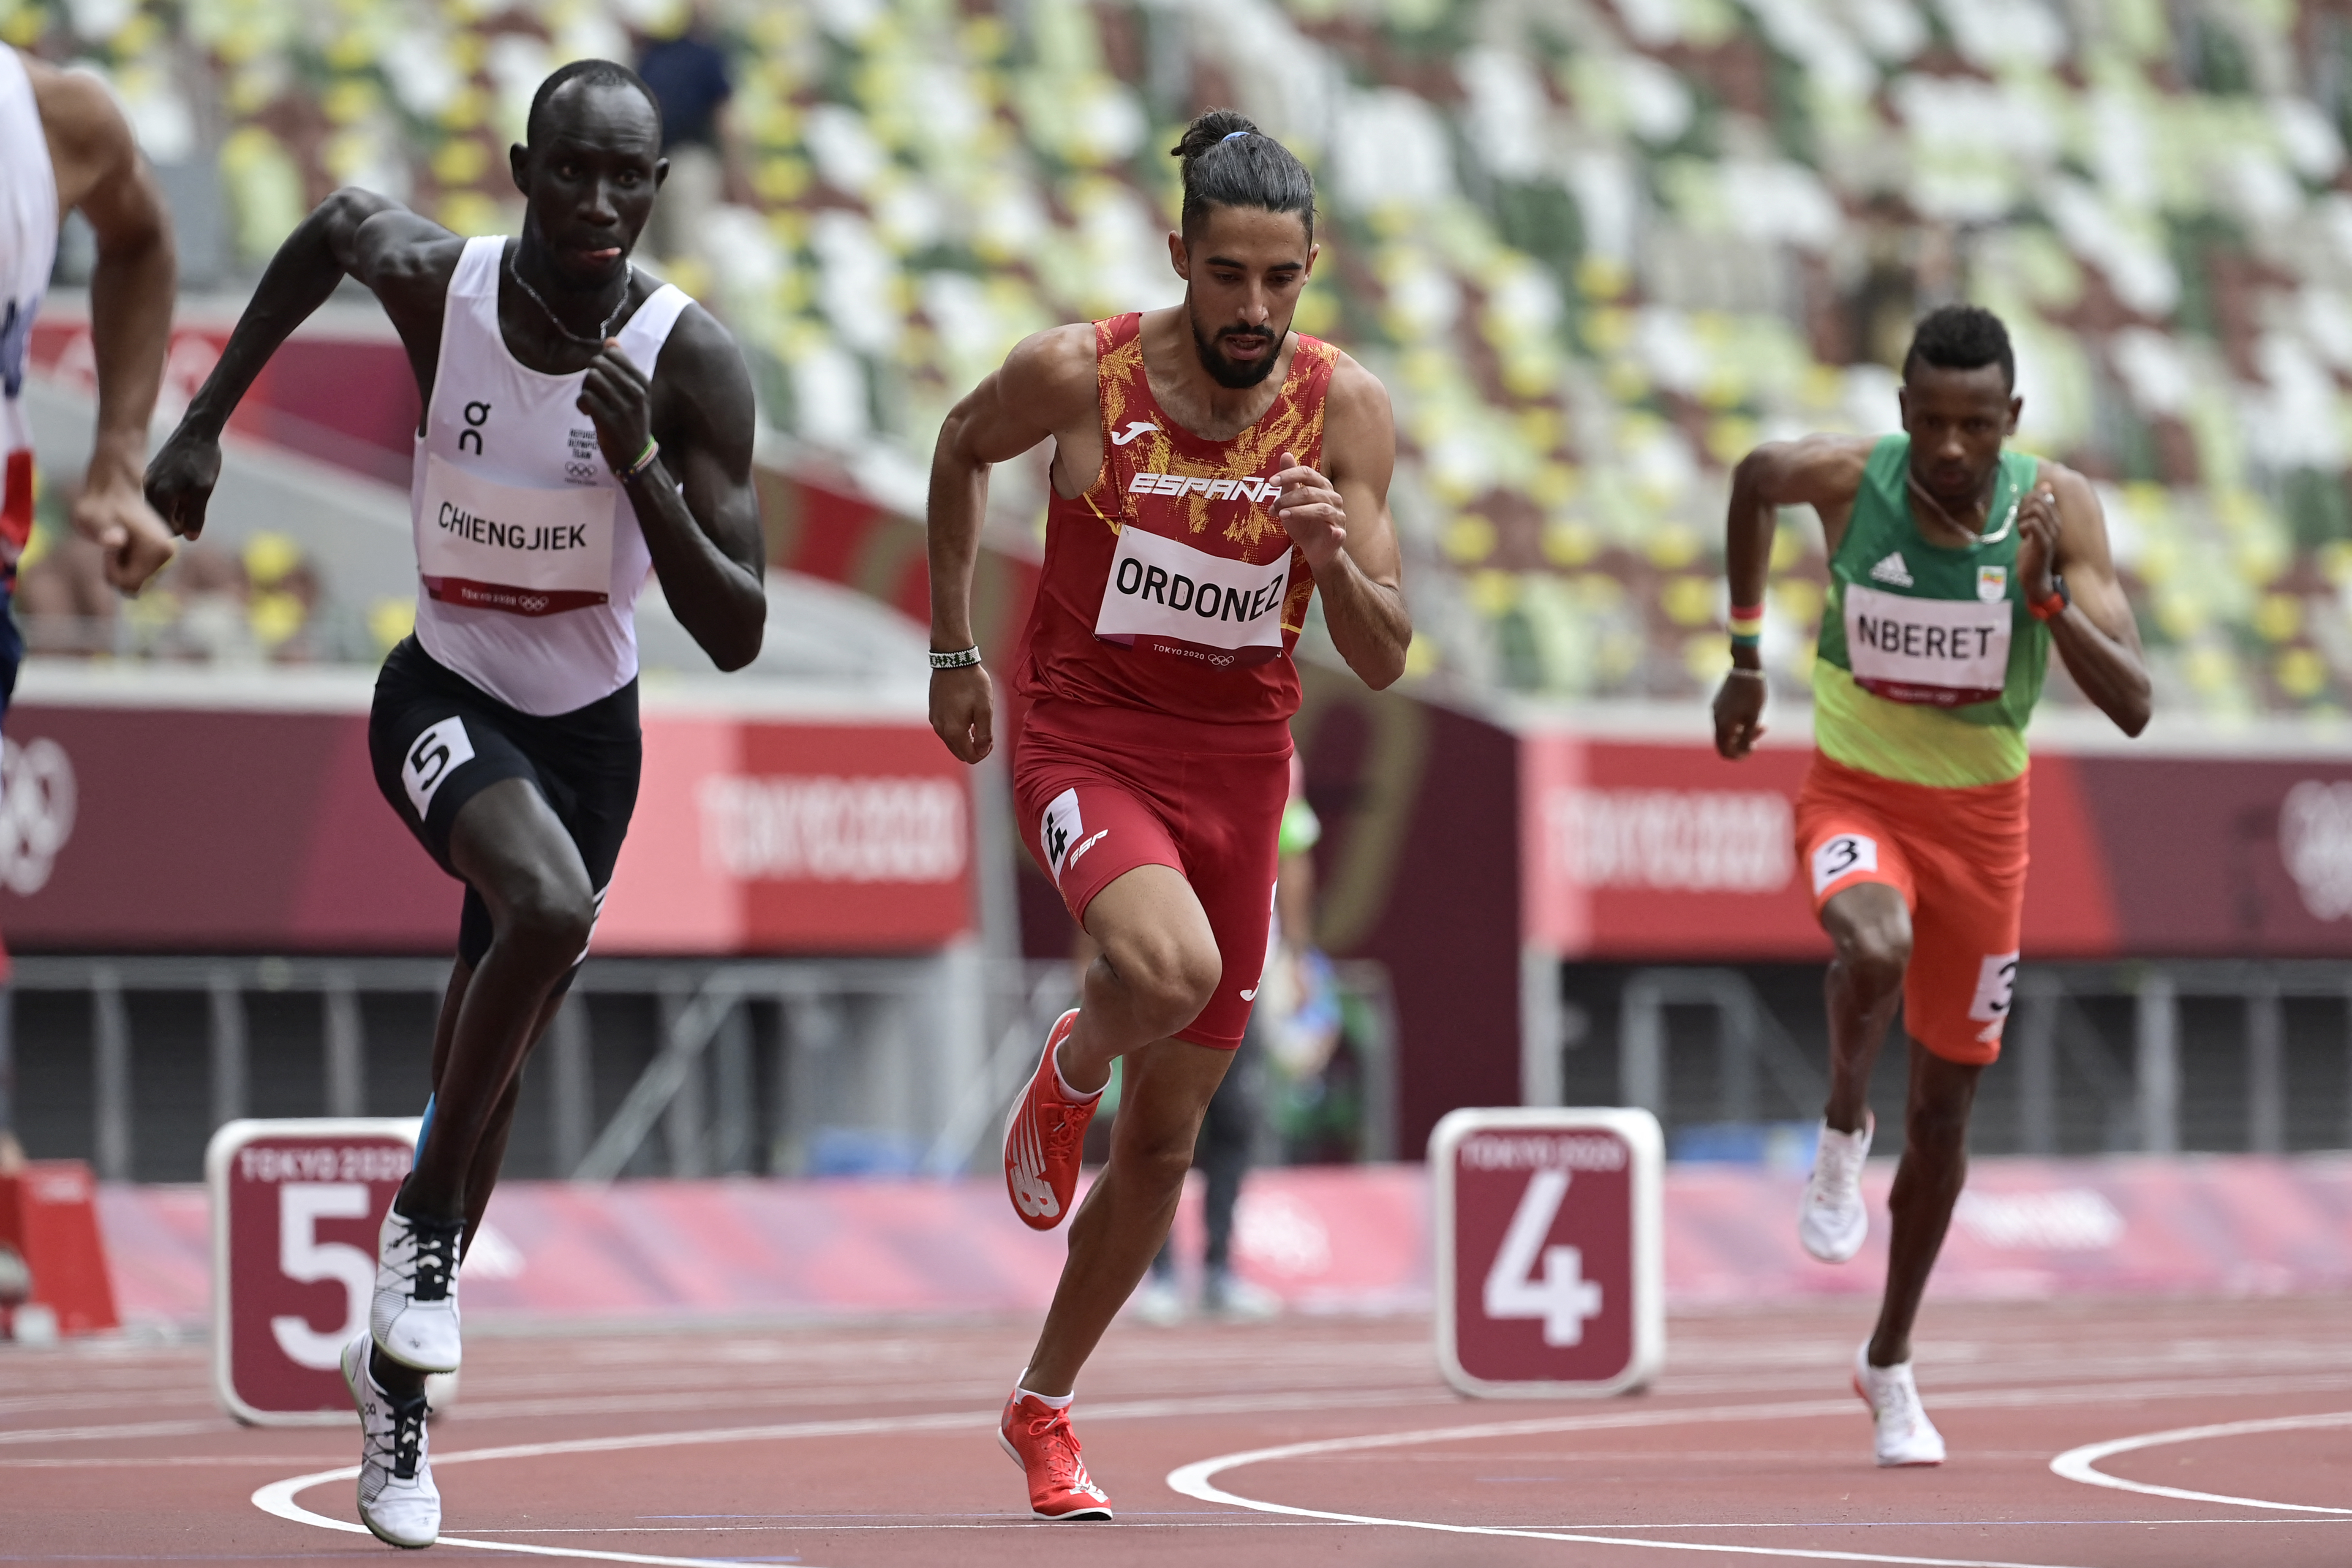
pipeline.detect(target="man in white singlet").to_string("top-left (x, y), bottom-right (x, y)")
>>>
top-left (1, 44), bottom-right (178, 1165)
top-left (145, 60), bottom-right (766, 1549)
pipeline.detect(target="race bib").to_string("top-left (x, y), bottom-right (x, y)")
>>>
top-left (416, 454), bottom-right (614, 617)
top-left (1843, 582), bottom-right (2011, 707)
top-left (1094, 522), bottom-right (1291, 665)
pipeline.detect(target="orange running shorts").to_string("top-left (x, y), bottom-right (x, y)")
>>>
top-left (1793, 753), bottom-right (2029, 1066)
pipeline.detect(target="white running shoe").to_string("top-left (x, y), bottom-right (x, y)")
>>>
top-left (1798, 1114), bottom-right (1873, 1263)
top-left (342, 1334), bottom-right (441, 1548)
top-left (1201, 1267), bottom-right (1281, 1321)
top-left (1853, 1344), bottom-right (1945, 1467)
top-left (1133, 1270), bottom-right (1185, 1326)
top-left (371, 1205), bottom-right (463, 1373)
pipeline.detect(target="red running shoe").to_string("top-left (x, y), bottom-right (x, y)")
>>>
top-left (999, 1391), bottom-right (1113, 1521)
top-left (1002, 1009), bottom-right (1094, 1230)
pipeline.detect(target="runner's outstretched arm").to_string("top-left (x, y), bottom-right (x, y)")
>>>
top-left (30, 58), bottom-right (176, 591)
top-left (2017, 469), bottom-right (2150, 736)
top-left (145, 191), bottom-right (456, 538)
top-left (582, 311), bottom-right (766, 670)
top-left (1713, 436), bottom-right (1870, 760)
top-left (1269, 357), bottom-right (1409, 689)
top-left (923, 324), bottom-right (1097, 763)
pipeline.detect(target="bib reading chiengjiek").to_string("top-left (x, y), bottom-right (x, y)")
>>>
top-left (1841, 582), bottom-right (2012, 707)
top-left (1093, 521), bottom-right (1292, 665)
top-left (417, 454), bottom-right (614, 617)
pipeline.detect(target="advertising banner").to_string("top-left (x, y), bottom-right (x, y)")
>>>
top-left (0, 693), bottom-right (972, 955)
top-left (1519, 730), bottom-right (2352, 961)
top-left (1429, 1107), bottom-right (1663, 1398)
top-left (206, 1118), bottom-right (419, 1426)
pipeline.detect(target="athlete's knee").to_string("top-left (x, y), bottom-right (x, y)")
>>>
top-left (1832, 919), bottom-right (1911, 998)
top-left (1111, 1110), bottom-right (1202, 1193)
top-left (493, 873), bottom-right (595, 972)
top-left (1106, 928), bottom-right (1221, 1037)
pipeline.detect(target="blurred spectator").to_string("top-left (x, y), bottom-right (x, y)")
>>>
top-left (13, 485), bottom-right (116, 656)
top-left (636, 6), bottom-right (744, 270)
top-left (1135, 762), bottom-right (1322, 1324)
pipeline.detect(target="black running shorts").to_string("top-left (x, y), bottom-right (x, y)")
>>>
top-left (367, 637), bottom-right (642, 968)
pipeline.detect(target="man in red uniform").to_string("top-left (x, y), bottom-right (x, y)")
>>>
top-left (926, 109), bottom-right (1409, 1520)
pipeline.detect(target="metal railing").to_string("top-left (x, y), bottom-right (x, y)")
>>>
top-left (17, 949), bottom-right (1400, 1181)
top-left (1608, 960), bottom-right (2352, 1154)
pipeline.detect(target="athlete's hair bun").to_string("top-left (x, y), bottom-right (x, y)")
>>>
top-left (1169, 109), bottom-right (1315, 242)
top-left (1171, 109), bottom-right (1260, 163)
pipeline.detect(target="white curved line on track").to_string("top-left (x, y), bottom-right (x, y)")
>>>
top-left (1165, 1401), bottom-right (2088, 1568)
top-left (248, 1387), bottom-right (1448, 1566)
top-left (253, 1371), bottom-right (2341, 1568)
top-left (2049, 1410), bottom-right (2352, 1516)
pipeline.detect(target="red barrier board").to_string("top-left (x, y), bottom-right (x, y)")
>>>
top-left (0, 1162), bottom-right (118, 1335)
top-left (1430, 1108), bottom-right (1662, 1398)
top-left (206, 1119), bottom-right (419, 1426)
top-left (0, 693), bottom-right (973, 956)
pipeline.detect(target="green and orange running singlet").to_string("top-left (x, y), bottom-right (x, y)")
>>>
top-left (1811, 433), bottom-right (2053, 789)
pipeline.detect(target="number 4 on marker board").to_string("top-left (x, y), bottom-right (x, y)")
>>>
top-left (1483, 1169), bottom-right (1604, 1347)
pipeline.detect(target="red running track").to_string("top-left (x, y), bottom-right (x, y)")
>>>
top-left (8, 1295), bottom-right (2351, 1567)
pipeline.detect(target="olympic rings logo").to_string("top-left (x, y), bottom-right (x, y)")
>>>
top-left (0, 737), bottom-right (76, 896)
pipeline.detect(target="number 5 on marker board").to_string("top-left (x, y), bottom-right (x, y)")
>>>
top-left (1431, 1106), bottom-right (1664, 1398)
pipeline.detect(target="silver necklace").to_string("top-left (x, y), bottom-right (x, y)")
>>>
top-left (1906, 468), bottom-right (2012, 548)
top-left (506, 250), bottom-right (632, 348)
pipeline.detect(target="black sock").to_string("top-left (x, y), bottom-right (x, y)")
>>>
top-left (371, 1344), bottom-right (429, 1402)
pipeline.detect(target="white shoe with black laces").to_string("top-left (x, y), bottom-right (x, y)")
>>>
top-left (341, 1334), bottom-right (441, 1548)
top-left (371, 1204), bottom-right (464, 1373)
top-left (1853, 1344), bottom-right (1946, 1467)
top-left (1798, 1114), bottom-right (1873, 1263)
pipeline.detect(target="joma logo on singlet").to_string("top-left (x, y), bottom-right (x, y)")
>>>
top-left (1127, 472), bottom-right (1283, 504)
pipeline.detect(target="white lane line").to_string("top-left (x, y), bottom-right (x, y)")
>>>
top-left (0, 1418), bottom-right (227, 1446)
top-left (2049, 1410), bottom-right (2352, 1515)
top-left (250, 1369), bottom-right (2344, 1568)
top-left (248, 1386), bottom-right (1450, 1567)
top-left (249, 1470), bottom-right (806, 1568)
top-left (1165, 1405), bottom-right (2087, 1568)
top-left (1164, 1373), bottom-right (2352, 1567)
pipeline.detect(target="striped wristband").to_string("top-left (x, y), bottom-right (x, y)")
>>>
top-left (1727, 602), bottom-right (1765, 648)
top-left (620, 437), bottom-right (660, 482)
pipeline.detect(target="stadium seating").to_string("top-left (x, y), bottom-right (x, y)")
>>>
top-left (12, 0), bottom-right (2352, 715)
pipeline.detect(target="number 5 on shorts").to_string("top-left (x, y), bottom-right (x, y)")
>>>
top-left (403, 716), bottom-right (475, 819)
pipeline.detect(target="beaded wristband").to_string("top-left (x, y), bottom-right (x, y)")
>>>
top-left (621, 436), bottom-right (660, 482)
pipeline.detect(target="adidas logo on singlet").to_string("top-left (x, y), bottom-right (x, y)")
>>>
top-left (1869, 552), bottom-right (1914, 587)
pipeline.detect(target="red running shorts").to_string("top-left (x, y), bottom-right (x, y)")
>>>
top-left (1793, 753), bottom-right (2029, 1067)
top-left (1013, 699), bottom-right (1290, 1050)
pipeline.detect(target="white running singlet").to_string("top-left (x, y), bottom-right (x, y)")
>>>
top-left (0, 48), bottom-right (60, 565)
top-left (411, 234), bottom-right (694, 715)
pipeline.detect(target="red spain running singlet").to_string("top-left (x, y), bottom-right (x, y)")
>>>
top-left (1012, 312), bottom-right (1338, 727)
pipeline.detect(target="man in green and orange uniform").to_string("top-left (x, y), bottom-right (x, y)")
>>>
top-left (1713, 306), bottom-right (2150, 1466)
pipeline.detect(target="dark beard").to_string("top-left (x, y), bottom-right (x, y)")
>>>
top-left (1191, 318), bottom-right (1287, 389)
